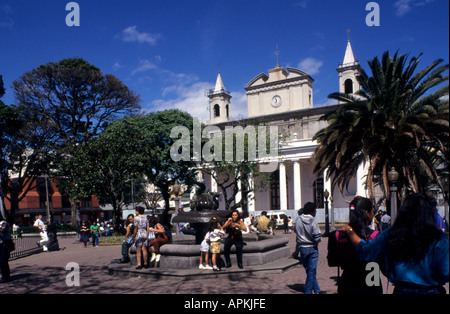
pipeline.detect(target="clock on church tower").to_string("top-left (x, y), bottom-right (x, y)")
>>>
top-left (244, 65), bottom-right (314, 118)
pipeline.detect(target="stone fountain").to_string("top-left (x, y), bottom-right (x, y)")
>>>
top-left (173, 190), bottom-right (228, 244)
top-left (108, 190), bottom-right (297, 278)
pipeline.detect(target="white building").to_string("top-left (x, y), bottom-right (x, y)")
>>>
top-left (200, 40), bottom-right (367, 223)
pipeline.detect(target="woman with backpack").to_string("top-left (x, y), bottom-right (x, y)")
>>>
top-left (148, 216), bottom-right (169, 267)
top-left (327, 196), bottom-right (382, 294)
top-left (341, 193), bottom-right (449, 294)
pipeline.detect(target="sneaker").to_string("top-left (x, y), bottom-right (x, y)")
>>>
top-left (155, 254), bottom-right (161, 262)
top-left (204, 265), bottom-right (213, 270)
top-left (118, 258), bottom-right (130, 264)
top-left (199, 264), bottom-right (206, 270)
top-left (150, 253), bottom-right (156, 263)
top-left (213, 265), bottom-right (221, 271)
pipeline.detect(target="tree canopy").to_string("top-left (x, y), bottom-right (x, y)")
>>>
top-left (313, 51), bottom-right (449, 204)
top-left (11, 58), bottom-right (142, 225)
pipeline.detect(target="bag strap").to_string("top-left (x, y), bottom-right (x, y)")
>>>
top-left (368, 230), bottom-right (380, 240)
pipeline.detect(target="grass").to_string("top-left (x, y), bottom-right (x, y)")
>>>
top-left (99, 234), bottom-right (124, 246)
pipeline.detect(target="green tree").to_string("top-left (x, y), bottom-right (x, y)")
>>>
top-left (1, 75), bottom-right (52, 224)
top-left (140, 109), bottom-right (199, 226)
top-left (12, 58), bottom-right (141, 226)
top-left (69, 116), bottom-right (151, 232)
top-left (201, 122), bottom-right (271, 214)
top-left (313, 51), bottom-right (449, 204)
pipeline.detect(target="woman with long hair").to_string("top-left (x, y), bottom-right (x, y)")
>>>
top-left (148, 216), bottom-right (168, 267)
top-left (222, 210), bottom-right (247, 269)
top-left (327, 196), bottom-right (382, 294)
top-left (341, 193), bottom-right (449, 294)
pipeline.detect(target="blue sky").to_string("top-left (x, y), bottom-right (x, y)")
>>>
top-left (1, 0), bottom-right (448, 122)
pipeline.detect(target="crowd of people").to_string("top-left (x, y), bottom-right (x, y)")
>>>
top-left (289, 193), bottom-right (449, 295)
top-left (118, 206), bottom-right (171, 269)
top-left (1, 192), bottom-right (448, 294)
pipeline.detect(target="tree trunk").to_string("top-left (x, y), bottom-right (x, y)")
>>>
top-left (70, 198), bottom-right (80, 229)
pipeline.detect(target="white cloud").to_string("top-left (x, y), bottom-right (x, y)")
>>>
top-left (314, 98), bottom-right (337, 108)
top-left (394, 0), bottom-right (434, 17)
top-left (117, 25), bottom-right (161, 45)
top-left (293, 1), bottom-right (308, 8)
top-left (150, 81), bottom-right (213, 122)
top-left (298, 57), bottom-right (324, 75)
top-left (131, 59), bottom-right (158, 75)
top-left (148, 81), bottom-right (248, 123)
top-left (112, 62), bottom-right (122, 71)
top-left (0, 4), bottom-right (14, 28)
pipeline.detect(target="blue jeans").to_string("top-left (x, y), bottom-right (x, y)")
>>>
top-left (92, 233), bottom-right (99, 247)
top-left (300, 246), bottom-right (320, 294)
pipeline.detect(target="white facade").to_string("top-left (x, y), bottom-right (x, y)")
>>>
top-left (201, 41), bottom-right (366, 219)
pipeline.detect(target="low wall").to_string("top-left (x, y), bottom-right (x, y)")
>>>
top-left (130, 234), bottom-right (291, 269)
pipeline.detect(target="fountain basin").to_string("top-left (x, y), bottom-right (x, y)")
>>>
top-left (128, 233), bottom-right (291, 269)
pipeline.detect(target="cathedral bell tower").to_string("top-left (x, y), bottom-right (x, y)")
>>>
top-left (337, 40), bottom-right (361, 95)
top-left (208, 72), bottom-right (231, 124)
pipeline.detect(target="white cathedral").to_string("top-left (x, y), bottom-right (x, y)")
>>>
top-left (199, 40), bottom-right (367, 222)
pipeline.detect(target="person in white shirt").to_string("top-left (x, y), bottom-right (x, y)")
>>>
top-left (34, 214), bottom-right (49, 252)
top-left (242, 214), bottom-right (252, 234)
top-left (201, 218), bottom-right (226, 271)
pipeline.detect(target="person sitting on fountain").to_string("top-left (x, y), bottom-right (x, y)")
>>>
top-left (148, 216), bottom-right (169, 267)
top-left (253, 211), bottom-right (270, 234)
top-left (223, 210), bottom-right (248, 269)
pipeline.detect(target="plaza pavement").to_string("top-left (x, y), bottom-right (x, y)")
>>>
top-left (2, 228), bottom-right (448, 295)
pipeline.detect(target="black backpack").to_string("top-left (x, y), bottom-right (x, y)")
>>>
top-left (162, 224), bottom-right (172, 242)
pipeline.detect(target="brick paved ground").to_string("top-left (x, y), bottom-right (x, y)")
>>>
top-left (2, 228), bottom-right (448, 295)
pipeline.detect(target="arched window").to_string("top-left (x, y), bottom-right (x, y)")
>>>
top-left (344, 79), bottom-right (353, 94)
top-left (213, 104), bottom-right (220, 117)
top-left (225, 105), bottom-right (229, 117)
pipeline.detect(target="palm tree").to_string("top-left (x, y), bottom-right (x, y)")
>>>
top-left (313, 51), bottom-right (449, 203)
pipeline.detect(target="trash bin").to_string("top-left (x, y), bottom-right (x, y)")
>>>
top-left (46, 222), bottom-right (59, 251)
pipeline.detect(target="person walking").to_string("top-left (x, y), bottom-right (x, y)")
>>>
top-left (341, 193), bottom-right (449, 294)
top-left (79, 221), bottom-right (90, 247)
top-left (327, 196), bottom-right (382, 294)
top-left (0, 217), bottom-right (12, 283)
top-left (34, 214), bottom-right (49, 252)
top-left (223, 210), bottom-right (247, 269)
top-left (90, 220), bottom-right (100, 247)
top-left (287, 216), bottom-right (294, 234)
top-left (132, 207), bottom-right (149, 269)
top-left (269, 215), bottom-right (277, 235)
top-left (295, 202), bottom-right (322, 294)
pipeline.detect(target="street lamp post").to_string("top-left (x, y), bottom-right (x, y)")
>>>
top-left (43, 174), bottom-right (51, 223)
top-left (329, 194), bottom-right (335, 231)
top-left (444, 182), bottom-right (449, 231)
top-left (388, 167), bottom-right (399, 224)
top-left (173, 180), bottom-right (181, 235)
top-left (323, 189), bottom-right (330, 237)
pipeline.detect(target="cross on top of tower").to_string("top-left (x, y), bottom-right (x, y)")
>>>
top-left (275, 44), bottom-right (280, 67)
